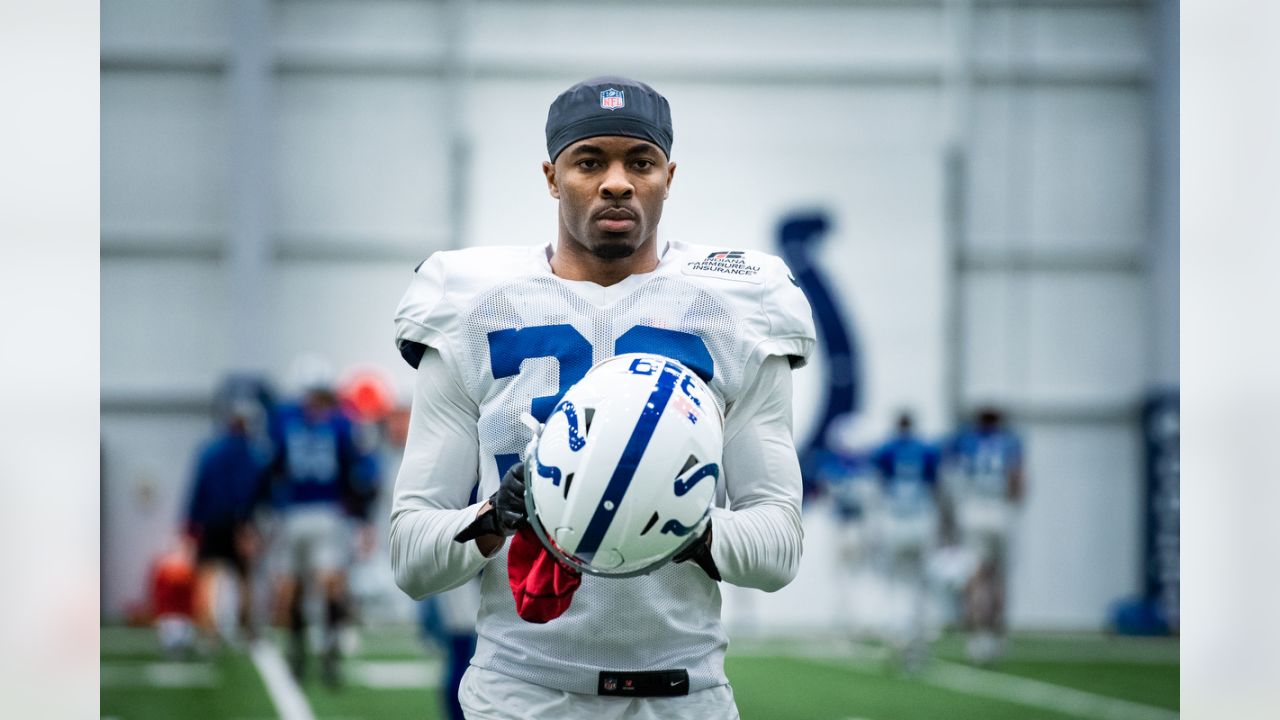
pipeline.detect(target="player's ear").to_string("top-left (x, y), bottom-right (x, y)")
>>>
top-left (664, 161), bottom-right (676, 199)
top-left (543, 161), bottom-right (560, 199)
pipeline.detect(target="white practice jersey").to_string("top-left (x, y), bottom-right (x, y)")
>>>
top-left (392, 239), bottom-right (815, 694)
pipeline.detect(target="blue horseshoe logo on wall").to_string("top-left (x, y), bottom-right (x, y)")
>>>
top-left (776, 212), bottom-right (863, 498)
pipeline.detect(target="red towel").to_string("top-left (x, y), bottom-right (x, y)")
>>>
top-left (507, 525), bottom-right (582, 623)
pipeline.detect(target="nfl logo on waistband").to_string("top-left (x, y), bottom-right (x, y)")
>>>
top-left (600, 88), bottom-right (625, 110)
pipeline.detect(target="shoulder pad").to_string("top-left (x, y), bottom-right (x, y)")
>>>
top-left (757, 252), bottom-right (816, 368)
top-left (670, 241), bottom-right (816, 368)
top-left (393, 246), bottom-right (540, 369)
top-left (394, 253), bottom-right (449, 369)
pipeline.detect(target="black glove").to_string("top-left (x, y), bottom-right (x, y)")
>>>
top-left (672, 521), bottom-right (721, 581)
top-left (454, 462), bottom-right (528, 543)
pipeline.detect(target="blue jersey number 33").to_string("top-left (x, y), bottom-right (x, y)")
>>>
top-left (487, 323), bottom-right (712, 475)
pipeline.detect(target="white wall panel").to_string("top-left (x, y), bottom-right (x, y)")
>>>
top-left (974, 4), bottom-right (1149, 69)
top-left (269, 262), bottom-right (421, 398)
top-left (963, 271), bottom-right (1145, 405)
top-left (470, 2), bottom-right (944, 70)
top-left (274, 76), bottom-right (451, 245)
top-left (454, 78), bottom-right (559, 247)
top-left (966, 87), bottom-right (1021, 252)
top-left (101, 0), bottom-right (231, 53)
top-left (101, 259), bottom-right (231, 393)
top-left (1026, 273), bottom-right (1145, 404)
top-left (1010, 423), bottom-right (1143, 628)
top-left (101, 72), bottom-right (229, 238)
top-left (968, 86), bottom-right (1148, 251)
top-left (274, 0), bottom-right (448, 59)
top-left (1027, 88), bottom-right (1148, 250)
top-left (961, 271), bottom-right (1020, 403)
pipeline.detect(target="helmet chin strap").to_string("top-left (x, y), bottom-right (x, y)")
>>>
top-left (519, 411), bottom-right (545, 466)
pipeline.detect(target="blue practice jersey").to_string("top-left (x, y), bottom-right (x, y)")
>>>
top-left (346, 421), bottom-right (384, 520)
top-left (816, 448), bottom-right (872, 521)
top-left (870, 433), bottom-right (939, 513)
top-left (187, 433), bottom-right (270, 531)
top-left (270, 403), bottom-right (357, 509)
top-left (945, 426), bottom-right (1023, 498)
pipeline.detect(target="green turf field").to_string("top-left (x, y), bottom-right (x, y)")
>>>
top-left (102, 626), bottom-right (1177, 719)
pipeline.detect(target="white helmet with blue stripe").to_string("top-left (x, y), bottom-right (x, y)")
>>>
top-left (525, 353), bottom-right (723, 577)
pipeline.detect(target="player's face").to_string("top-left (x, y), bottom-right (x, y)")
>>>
top-left (543, 136), bottom-right (676, 260)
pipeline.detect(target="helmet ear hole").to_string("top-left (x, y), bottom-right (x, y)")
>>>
top-left (563, 472), bottom-right (574, 498)
top-left (678, 454), bottom-right (699, 476)
top-left (640, 511), bottom-right (660, 536)
top-left (583, 407), bottom-right (596, 436)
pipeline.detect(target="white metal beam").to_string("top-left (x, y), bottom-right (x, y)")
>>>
top-left (228, 0), bottom-right (273, 372)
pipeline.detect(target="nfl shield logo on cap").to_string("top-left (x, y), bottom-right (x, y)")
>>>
top-left (600, 88), bottom-right (625, 111)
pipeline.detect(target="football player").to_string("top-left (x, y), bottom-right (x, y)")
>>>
top-left (389, 76), bottom-right (815, 719)
top-left (942, 406), bottom-right (1024, 664)
top-left (418, 578), bottom-right (481, 720)
top-left (266, 367), bottom-right (370, 686)
top-left (821, 446), bottom-right (880, 642)
top-left (184, 398), bottom-right (271, 646)
top-left (869, 412), bottom-right (940, 671)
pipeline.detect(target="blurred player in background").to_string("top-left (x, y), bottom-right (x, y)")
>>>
top-left (389, 76), bottom-right (815, 718)
top-left (335, 367), bottom-right (392, 617)
top-left (183, 396), bottom-right (271, 645)
top-left (821, 443), bottom-right (880, 641)
top-left (418, 579), bottom-right (482, 720)
top-left (943, 406), bottom-right (1024, 664)
top-left (268, 358), bottom-right (375, 687)
top-left (869, 411), bottom-right (940, 672)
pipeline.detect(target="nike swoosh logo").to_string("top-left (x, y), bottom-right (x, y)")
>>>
top-left (670, 680), bottom-right (684, 686)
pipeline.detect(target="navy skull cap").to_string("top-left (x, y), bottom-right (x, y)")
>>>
top-left (545, 76), bottom-right (673, 162)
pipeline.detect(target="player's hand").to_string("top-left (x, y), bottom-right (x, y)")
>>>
top-left (490, 461), bottom-right (529, 533)
top-left (454, 462), bottom-right (528, 544)
top-left (672, 521), bottom-right (721, 581)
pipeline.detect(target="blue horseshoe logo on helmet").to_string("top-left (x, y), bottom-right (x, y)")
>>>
top-left (535, 399), bottom-right (587, 486)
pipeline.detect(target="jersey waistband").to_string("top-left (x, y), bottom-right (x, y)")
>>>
top-left (472, 636), bottom-right (728, 695)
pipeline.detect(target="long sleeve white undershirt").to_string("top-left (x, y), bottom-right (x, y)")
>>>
top-left (389, 348), bottom-right (805, 599)
top-left (711, 353), bottom-right (805, 591)
top-left (388, 348), bottom-right (489, 599)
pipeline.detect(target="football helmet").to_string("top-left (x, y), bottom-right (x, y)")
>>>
top-left (525, 353), bottom-right (723, 577)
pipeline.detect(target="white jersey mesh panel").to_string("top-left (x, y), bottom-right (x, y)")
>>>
top-left (460, 276), bottom-right (740, 473)
top-left (473, 552), bottom-right (728, 693)
top-left (453, 275), bottom-right (745, 692)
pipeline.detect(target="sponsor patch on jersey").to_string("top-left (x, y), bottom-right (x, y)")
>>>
top-left (600, 88), bottom-right (624, 111)
top-left (682, 249), bottom-right (766, 284)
